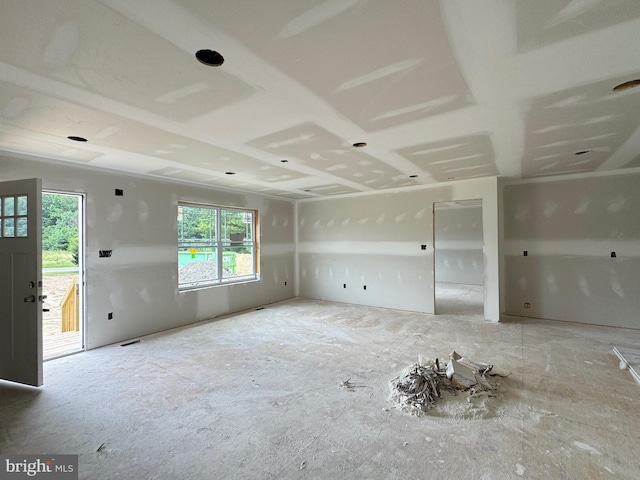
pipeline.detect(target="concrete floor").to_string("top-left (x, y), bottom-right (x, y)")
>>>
top-left (2, 294), bottom-right (640, 479)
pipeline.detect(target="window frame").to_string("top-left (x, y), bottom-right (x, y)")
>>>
top-left (178, 202), bottom-right (258, 290)
top-left (0, 194), bottom-right (29, 238)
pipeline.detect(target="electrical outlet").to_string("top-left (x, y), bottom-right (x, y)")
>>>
top-left (524, 302), bottom-right (531, 309)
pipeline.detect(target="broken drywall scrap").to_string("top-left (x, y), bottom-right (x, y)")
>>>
top-left (389, 352), bottom-right (503, 416)
top-left (450, 351), bottom-right (493, 375)
top-left (446, 358), bottom-right (478, 389)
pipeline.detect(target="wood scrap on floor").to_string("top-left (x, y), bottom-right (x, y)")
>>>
top-left (389, 352), bottom-right (506, 416)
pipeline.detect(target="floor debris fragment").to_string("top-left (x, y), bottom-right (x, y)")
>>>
top-left (339, 379), bottom-right (355, 391)
top-left (389, 353), bottom-right (503, 415)
top-left (613, 346), bottom-right (640, 385)
top-left (338, 378), bottom-right (371, 392)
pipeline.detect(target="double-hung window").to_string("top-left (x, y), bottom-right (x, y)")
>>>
top-left (178, 203), bottom-right (257, 289)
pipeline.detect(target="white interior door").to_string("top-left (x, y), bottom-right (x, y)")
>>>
top-left (0, 178), bottom-right (43, 386)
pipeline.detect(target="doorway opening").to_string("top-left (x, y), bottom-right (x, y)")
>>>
top-left (433, 199), bottom-right (484, 316)
top-left (42, 191), bottom-right (84, 359)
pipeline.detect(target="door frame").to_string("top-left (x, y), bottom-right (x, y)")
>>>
top-left (42, 189), bottom-right (86, 356)
top-left (432, 198), bottom-right (486, 316)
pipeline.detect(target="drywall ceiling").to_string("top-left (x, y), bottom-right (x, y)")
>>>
top-left (1, 0), bottom-right (640, 199)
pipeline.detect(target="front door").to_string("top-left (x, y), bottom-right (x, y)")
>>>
top-left (0, 178), bottom-right (43, 386)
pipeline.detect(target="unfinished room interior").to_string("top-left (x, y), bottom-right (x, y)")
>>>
top-left (1, 1), bottom-right (640, 478)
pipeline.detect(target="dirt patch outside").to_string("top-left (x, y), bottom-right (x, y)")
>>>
top-left (42, 274), bottom-right (76, 336)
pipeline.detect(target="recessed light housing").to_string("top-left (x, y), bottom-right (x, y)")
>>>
top-left (67, 136), bottom-right (87, 142)
top-left (352, 142), bottom-right (367, 148)
top-left (195, 49), bottom-right (224, 67)
top-left (612, 79), bottom-right (640, 92)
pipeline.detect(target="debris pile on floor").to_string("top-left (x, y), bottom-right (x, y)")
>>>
top-left (389, 351), bottom-right (506, 416)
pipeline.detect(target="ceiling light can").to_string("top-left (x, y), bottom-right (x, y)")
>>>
top-left (196, 49), bottom-right (224, 67)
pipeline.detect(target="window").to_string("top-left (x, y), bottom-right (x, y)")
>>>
top-left (178, 203), bottom-right (257, 289)
top-left (0, 195), bottom-right (28, 238)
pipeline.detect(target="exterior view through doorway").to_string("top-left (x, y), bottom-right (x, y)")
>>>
top-left (433, 199), bottom-right (485, 317)
top-left (42, 191), bottom-right (84, 359)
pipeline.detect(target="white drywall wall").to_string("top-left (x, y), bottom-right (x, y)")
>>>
top-left (297, 177), bottom-right (500, 321)
top-left (0, 155), bottom-right (295, 349)
top-left (502, 171), bottom-right (640, 329)
top-left (434, 200), bottom-right (484, 285)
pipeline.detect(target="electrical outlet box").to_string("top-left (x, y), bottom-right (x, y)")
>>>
top-left (108, 312), bottom-right (113, 320)
top-left (115, 189), bottom-right (123, 196)
top-left (99, 250), bottom-right (112, 258)
top-left (524, 302), bottom-right (531, 309)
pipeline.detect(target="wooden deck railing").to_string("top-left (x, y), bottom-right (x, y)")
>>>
top-left (61, 276), bottom-right (79, 332)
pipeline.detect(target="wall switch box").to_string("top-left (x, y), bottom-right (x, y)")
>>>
top-left (523, 251), bottom-right (528, 256)
top-left (421, 244), bottom-right (427, 250)
top-left (115, 189), bottom-right (123, 196)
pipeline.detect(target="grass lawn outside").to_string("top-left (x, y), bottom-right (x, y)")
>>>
top-left (43, 250), bottom-right (76, 269)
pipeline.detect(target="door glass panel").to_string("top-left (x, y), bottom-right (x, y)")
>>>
top-left (3, 218), bottom-right (15, 237)
top-left (17, 196), bottom-right (27, 215)
top-left (16, 217), bottom-right (28, 237)
top-left (4, 197), bottom-right (14, 216)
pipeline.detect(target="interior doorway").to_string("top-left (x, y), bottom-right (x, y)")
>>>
top-left (433, 199), bottom-right (484, 316)
top-left (42, 191), bottom-right (84, 359)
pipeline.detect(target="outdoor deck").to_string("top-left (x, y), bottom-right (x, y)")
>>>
top-left (43, 331), bottom-right (82, 360)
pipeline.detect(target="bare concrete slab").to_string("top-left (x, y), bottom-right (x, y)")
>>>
top-left (2, 298), bottom-right (640, 479)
